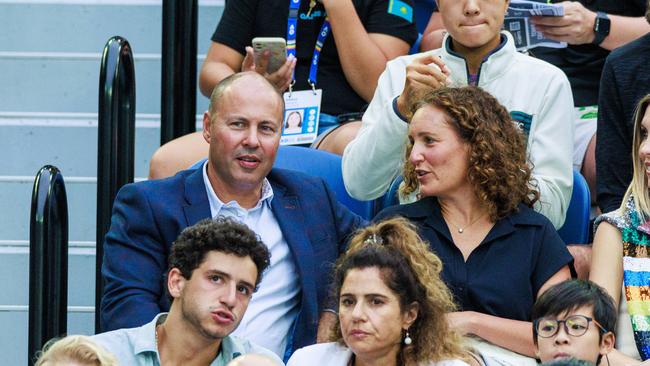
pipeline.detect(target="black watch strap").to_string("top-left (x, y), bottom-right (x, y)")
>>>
top-left (592, 11), bottom-right (611, 46)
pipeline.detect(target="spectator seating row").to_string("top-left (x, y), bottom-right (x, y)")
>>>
top-left (192, 146), bottom-right (590, 244)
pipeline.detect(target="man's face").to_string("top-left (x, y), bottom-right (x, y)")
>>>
top-left (535, 306), bottom-right (613, 364)
top-left (175, 251), bottom-right (258, 340)
top-left (438, 0), bottom-right (509, 51)
top-left (203, 77), bottom-right (284, 196)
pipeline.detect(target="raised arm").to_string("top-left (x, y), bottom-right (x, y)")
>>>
top-left (342, 53), bottom-right (449, 200)
top-left (199, 0), bottom-right (295, 97)
top-left (527, 68), bottom-right (574, 229)
top-left (199, 42), bottom-right (295, 97)
top-left (199, 42), bottom-right (243, 97)
top-left (323, 0), bottom-right (415, 102)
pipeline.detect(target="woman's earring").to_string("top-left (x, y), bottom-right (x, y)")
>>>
top-left (404, 329), bottom-right (412, 345)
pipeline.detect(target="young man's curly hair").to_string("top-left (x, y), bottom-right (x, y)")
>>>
top-left (168, 217), bottom-right (271, 288)
top-left (402, 86), bottom-right (539, 221)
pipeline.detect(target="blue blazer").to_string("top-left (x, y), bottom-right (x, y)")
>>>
top-left (100, 167), bottom-right (363, 352)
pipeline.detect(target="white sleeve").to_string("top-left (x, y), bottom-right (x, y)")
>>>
top-left (527, 70), bottom-right (574, 229)
top-left (341, 58), bottom-right (410, 200)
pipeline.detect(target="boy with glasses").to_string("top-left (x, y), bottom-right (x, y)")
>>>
top-left (531, 280), bottom-right (617, 365)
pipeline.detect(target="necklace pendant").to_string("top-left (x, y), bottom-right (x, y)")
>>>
top-left (458, 228), bottom-right (464, 234)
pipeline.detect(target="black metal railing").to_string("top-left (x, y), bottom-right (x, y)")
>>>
top-left (28, 166), bottom-right (69, 365)
top-left (96, 36), bottom-right (136, 332)
top-left (160, 0), bottom-right (198, 145)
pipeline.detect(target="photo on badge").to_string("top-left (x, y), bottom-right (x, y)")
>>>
top-left (283, 109), bottom-right (304, 135)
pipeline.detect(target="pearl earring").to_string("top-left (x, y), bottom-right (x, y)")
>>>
top-left (404, 329), bottom-right (412, 345)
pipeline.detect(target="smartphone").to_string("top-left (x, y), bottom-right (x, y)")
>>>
top-left (252, 37), bottom-right (287, 74)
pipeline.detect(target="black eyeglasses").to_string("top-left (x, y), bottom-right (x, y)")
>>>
top-left (534, 315), bottom-right (607, 338)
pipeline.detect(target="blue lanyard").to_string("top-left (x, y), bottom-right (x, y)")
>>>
top-left (287, 0), bottom-right (331, 89)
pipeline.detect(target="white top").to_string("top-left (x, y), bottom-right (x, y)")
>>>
top-left (287, 342), bottom-right (470, 366)
top-left (342, 31), bottom-right (574, 228)
top-left (203, 162), bottom-right (301, 358)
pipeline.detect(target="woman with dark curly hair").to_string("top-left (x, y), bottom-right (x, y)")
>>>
top-left (375, 86), bottom-right (573, 364)
top-left (287, 217), bottom-right (473, 366)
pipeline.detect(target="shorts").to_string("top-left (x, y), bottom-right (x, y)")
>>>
top-left (573, 105), bottom-right (598, 170)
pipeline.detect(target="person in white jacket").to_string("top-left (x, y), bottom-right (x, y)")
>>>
top-left (342, 0), bottom-right (574, 229)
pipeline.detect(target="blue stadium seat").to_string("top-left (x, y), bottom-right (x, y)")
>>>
top-left (380, 174), bottom-right (403, 212)
top-left (190, 146), bottom-right (375, 220)
top-left (415, 0), bottom-right (437, 34)
top-left (410, 33), bottom-right (422, 55)
top-left (557, 170), bottom-right (591, 244)
top-left (379, 171), bottom-right (590, 244)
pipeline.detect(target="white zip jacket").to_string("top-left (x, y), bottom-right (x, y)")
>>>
top-left (342, 31), bottom-right (574, 228)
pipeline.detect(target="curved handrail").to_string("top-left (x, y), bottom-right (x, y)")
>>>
top-left (28, 165), bottom-right (69, 365)
top-left (160, 0), bottom-right (198, 145)
top-left (96, 36), bottom-right (136, 332)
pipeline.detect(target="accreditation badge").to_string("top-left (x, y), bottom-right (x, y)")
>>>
top-left (280, 89), bottom-right (322, 145)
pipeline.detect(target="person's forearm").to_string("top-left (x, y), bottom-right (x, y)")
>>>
top-left (468, 313), bottom-right (536, 357)
top-left (198, 61), bottom-right (237, 97)
top-left (324, 1), bottom-right (403, 101)
top-left (606, 348), bottom-right (643, 366)
top-left (600, 15), bottom-right (650, 51)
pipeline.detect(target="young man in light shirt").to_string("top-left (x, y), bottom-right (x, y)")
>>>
top-left (93, 217), bottom-right (282, 366)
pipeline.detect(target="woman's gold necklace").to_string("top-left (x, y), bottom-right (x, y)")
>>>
top-left (445, 212), bottom-right (487, 234)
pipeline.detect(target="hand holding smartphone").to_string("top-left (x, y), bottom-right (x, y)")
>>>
top-left (252, 37), bottom-right (287, 74)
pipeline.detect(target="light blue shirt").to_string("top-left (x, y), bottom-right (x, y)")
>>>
top-left (92, 313), bottom-right (283, 366)
top-left (202, 162), bottom-right (301, 357)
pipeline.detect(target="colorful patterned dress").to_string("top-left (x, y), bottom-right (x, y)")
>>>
top-left (596, 196), bottom-right (650, 360)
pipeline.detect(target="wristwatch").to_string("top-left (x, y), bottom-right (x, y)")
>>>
top-left (592, 11), bottom-right (610, 46)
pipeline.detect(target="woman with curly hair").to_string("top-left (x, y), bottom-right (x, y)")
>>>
top-left (287, 217), bottom-right (472, 366)
top-left (375, 86), bottom-right (573, 364)
top-left (35, 335), bottom-right (117, 366)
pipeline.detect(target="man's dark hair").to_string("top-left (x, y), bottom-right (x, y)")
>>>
top-left (531, 280), bottom-right (616, 345)
top-left (168, 217), bottom-right (271, 287)
top-left (540, 358), bottom-right (596, 366)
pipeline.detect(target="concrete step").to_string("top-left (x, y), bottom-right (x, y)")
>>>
top-left (0, 56), bottom-right (211, 114)
top-left (0, 308), bottom-right (94, 366)
top-left (0, 1), bottom-right (226, 364)
top-left (0, 245), bottom-right (96, 306)
top-left (0, 122), bottom-right (166, 177)
top-left (0, 179), bottom-right (98, 242)
top-left (0, 1), bottom-right (223, 54)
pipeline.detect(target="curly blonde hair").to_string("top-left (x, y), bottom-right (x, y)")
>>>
top-left (35, 335), bottom-right (117, 366)
top-left (330, 217), bottom-right (468, 365)
top-left (401, 86), bottom-right (539, 221)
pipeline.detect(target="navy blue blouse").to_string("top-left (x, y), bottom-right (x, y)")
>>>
top-left (375, 197), bottom-right (573, 321)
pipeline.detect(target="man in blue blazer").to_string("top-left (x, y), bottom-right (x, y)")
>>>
top-left (100, 72), bottom-right (363, 359)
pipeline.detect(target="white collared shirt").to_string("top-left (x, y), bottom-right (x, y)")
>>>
top-left (202, 162), bottom-right (301, 357)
